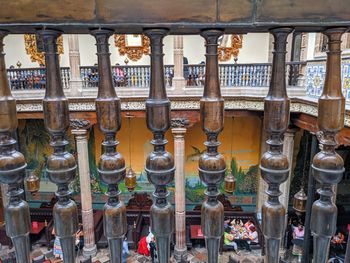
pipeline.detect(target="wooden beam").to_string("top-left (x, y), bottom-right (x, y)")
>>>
top-left (0, 0), bottom-right (350, 33)
top-left (292, 113), bottom-right (350, 146)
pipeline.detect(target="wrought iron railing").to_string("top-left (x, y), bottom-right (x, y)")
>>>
top-left (7, 67), bottom-right (70, 90)
top-left (80, 65), bottom-right (174, 88)
top-left (5, 62), bottom-right (305, 91)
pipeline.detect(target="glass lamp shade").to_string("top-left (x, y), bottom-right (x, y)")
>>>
top-left (125, 168), bottom-right (137, 192)
top-left (293, 188), bottom-right (307, 213)
top-left (224, 173), bottom-right (236, 194)
top-left (26, 172), bottom-right (40, 194)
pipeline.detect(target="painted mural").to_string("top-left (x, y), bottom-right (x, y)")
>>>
top-left (18, 116), bottom-right (261, 208)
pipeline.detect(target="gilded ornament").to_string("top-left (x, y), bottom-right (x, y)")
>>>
top-left (24, 34), bottom-right (64, 66)
top-left (114, 34), bottom-right (150, 61)
top-left (218, 34), bottom-right (243, 62)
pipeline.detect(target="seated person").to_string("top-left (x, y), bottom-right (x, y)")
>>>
top-left (248, 226), bottom-right (259, 244)
top-left (244, 220), bottom-right (254, 230)
top-left (332, 231), bottom-right (345, 244)
top-left (331, 231), bottom-right (345, 252)
top-left (293, 223), bottom-right (304, 240)
top-left (292, 223), bottom-right (304, 256)
top-left (224, 227), bottom-right (239, 254)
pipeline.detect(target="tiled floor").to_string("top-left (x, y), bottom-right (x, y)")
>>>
top-left (0, 244), bottom-right (305, 263)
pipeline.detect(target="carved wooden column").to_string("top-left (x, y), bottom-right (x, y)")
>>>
top-left (171, 118), bottom-right (189, 262)
top-left (39, 29), bottom-right (78, 263)
top-left (260, 27), bottom-right (293, 263)
top-left (0, 31), bottom-right (30, 263)
top-left (71, 119), bottom-right (97, 258)
top-left (91, 29), bottom-right (127, 263)
top-left (0, 186), bottom-right (4, 226)
top-left (310, 27), bottom-right (346, 263)
top-left (199, 29), bottom-right (226, 263)
top-left (144, 28), bottom-right (175, 263)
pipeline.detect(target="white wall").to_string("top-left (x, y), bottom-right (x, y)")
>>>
top-left (4, 34), bottom-right (70, 68)
top-left (3, 33), bottom-right (270, 68)
top-left (307, 33), bottom-right (316, 61)
top-left (235, 33), bottom-right (270, 63)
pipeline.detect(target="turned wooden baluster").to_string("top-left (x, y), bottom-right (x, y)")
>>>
top-left (38, 29), bottom-right (78, 263)
top-left (144, 28), bottom-right (175, 263)
top-left (260, 27), bottom-right (293, 263)
top-left (91, 29), bottom-right (127, 263)
top-left (0, 31), bottom-right (30, 263)
top-left (310, 27), bottom-right (347, 263)
top-left (199, 29), bottom-right (226, 263)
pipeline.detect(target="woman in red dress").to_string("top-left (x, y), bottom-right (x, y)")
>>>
top-left (138, 236), bottom-right (150, 256)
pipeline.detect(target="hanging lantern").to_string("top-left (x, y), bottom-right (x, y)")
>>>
top-left (224, 172), bottom-right (236, 194)
top-left (26, 172), bottom-right (40, 194)
top-left (125, 168), bottom-right (137, 192)
top-left (293, 188), bottom-right (307, 213)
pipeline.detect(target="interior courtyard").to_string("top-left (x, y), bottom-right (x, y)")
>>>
top-left (0, 1), bottom-right (350, 263)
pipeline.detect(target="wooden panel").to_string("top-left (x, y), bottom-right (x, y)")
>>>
top-left (0, 0), bottom-right (96, 23)
top-left (96, 0), bottom-right (217, 23)
top-left (218, 0), bottom-right (254, 23)
top-left (0, 0), bottom-right (349, 32)
top-left (256, 0), bottom-right (350, 23)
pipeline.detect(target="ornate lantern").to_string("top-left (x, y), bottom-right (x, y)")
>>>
top-left (125, 168), bottom-right (136, 192)
top-left (293, 187), bottom-right (307, 213)
top-left (125, 114), bottom-right (137, 192)
top-left (224, 172), bottom-right (236, 194)
top-left (225, 117), bottom-right (236, 194)
top-left (26, 172), bottom-right (40, 194)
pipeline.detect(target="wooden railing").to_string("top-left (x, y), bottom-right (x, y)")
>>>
top-left (7, 67), bottom-right (70, 90)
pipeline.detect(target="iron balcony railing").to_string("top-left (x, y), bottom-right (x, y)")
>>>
top-left (7, 67), bottom-right (70, 90)
top-left (6, 62), bottom-right (305, 91)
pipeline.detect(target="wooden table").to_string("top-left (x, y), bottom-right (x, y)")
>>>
top-left (190, 225), bottom-right (204, 239)
top-left (31, 222), bottom-right (46, 234)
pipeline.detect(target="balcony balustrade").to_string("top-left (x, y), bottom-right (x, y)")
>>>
top-left (7, 67), bottom-right (70, 90)
top-left (6, 62), bottom-right (305, 92)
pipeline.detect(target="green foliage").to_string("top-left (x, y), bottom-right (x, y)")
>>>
top-left (228, 157), bottom-right (258, 194)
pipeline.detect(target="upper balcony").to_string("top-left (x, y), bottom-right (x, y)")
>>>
top-left (7, 62), bottom-right (306, 98)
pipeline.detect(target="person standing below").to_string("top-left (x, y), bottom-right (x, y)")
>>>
top-left (122, 237), bottom-right (129, 263)
top-left (183, 57), bottom-right (189, 85)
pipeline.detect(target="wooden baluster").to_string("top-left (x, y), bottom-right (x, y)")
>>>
top-left (199, 29), bottom-right (226, 263)
top-left (0, 30), bottom-right (31, 263)
top-left (260, 27), bottom-right (293, 263)
top-left (310, 27), bottom-right (347, 263)
top-left (91, 29), bottom-right (127, 263)
top-left (38, 29), bottom-right (78, 263)
top-left (144, 29), bottom-right (174, 263)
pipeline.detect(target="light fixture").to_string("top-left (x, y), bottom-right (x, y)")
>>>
top-left (293, 187), bottom-right (307, 213)
top-left (26, 171), bottom-right (40, 194)
top-left (225, 117), bottom-right (236, 194)
top-left (224, 172), bottom-right (236, 194)
top-left (125, 113), bottom-right (136, 192)
top-left (293, 132), bottom-right (308, 214)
